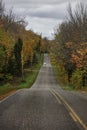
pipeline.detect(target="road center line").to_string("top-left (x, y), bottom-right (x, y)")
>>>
top-left (69, 112), bottom-right (77, 122)
top-left (50, 89), bottom-right (87, 130)
top-left (49, 89), bottom-right (62, 104)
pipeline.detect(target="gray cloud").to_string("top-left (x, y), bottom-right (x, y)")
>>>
top-left (4, 0), bottom-right (73, 5)
top-left (3, 0), bottom-right (87, 39)
top-left (25, 4), bottom-right (67, 20)
top-left (25, 16), bottom-right (62, 39)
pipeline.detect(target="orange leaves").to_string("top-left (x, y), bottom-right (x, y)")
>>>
top-left (65, 42), bottom-right (73, 48)
top-left (65, 42), bottom-right (87, 69)
top-left (71, 54), bottom-right (83, 68)
top-left (71, 48), bottom-right (87, 68)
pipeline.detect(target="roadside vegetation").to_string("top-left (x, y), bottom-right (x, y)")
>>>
top-left (0, 54), bottom-right (43, 97)
top-left (0, 0), bottom-right (46, 98)
top-left (50, 3), bottom-right (87, 90)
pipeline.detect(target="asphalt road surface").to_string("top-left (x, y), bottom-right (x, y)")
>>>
top-left (0, 54), bottom-right (87, 130)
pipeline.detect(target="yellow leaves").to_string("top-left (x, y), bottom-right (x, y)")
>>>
top-left (71, 54), bottom-right (83, 68)
top-left (77, 49), bottom-right (87, 56)
top-left (65, 42), bottom-right (73, 48)
top-left (22, 43), bottom-right (31, 63)
top-left (71, 47), bottom-right (87, 68)
top-left (19, 29), bottom-right (43, 65)
top-left (21, 31), bottom-right (40, 64)
top-left (0, 28), bottom-right (12, 47)
top-left (0, 24), bottom-right (42, 67)
top-left (0, 28), bottom-right (13, 62)
top-left (65, 41), bottom-right (87, 69)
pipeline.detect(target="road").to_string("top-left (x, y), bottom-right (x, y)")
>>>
top-left (0, 54), bottom-right (87, 130)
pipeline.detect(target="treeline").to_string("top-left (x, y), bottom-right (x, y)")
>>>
top-left (50, 3), bottom-right (87, 89)
top-left (0, 0), bottom-right (45, 84)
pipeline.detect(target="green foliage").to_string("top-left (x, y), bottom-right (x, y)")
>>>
top-left (72, 69), bottom-right (87, 89)
top-left (63, 85), bottom-right (73, 91)
top-left (0, 44), bottom-right (5, 72)
top-left (33, 53), bottom-right (40, 64)
top-left (51, 55), bottom-right (68, 86)
top-left (71, 69), bottom-right (83, 89)
top-left (0, 83), bottom-right (14, 95)
top-left (14, 38), bottom-right (23, 76)
top-left (35, 39), bottom-right (41, 53)
top-left (0, 54), bottom-right (43, 96)
top-left (7, 51), bottom-right (15, 75)
top-left (4, 74), bottom-right (13, 82)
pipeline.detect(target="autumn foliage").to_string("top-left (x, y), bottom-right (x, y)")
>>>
top-left (0, 0), bottom-right (45, 83)
top-left (50, 3), bottom-right (87, 89)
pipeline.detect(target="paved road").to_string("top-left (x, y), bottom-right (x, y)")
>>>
top-left (0, 54), bottom-right (87, 130)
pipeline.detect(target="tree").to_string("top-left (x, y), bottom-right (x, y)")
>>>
top-left (14, 38), bottom-right (23, 76)
top-left (51, 3), bottom-right (87, 87)
top-left (0, 44), bottom-right (6, 72)
top-left (7, 50), bottom-right (15, 75)
top-left (0, 0), bottom-right (4, 19)
top-left (35, 35), bottom-right (41, 53)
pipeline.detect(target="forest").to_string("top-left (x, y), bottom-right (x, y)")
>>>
top-left (50, 3), bottom-right (87, 90)
top-left (0, 0), bottom-right (47, 93)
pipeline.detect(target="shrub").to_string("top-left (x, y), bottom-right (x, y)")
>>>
top-left (72, 69), bottom-right (83, 89)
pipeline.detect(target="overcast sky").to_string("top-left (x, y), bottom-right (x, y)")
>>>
top-left (3, 0), bottom-right (87, 39)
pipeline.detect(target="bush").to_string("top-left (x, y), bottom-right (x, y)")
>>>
top-left (71, 69), bottom-right (83, 89)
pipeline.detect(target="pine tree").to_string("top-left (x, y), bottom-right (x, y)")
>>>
top-left (14, 38), bottom-right (23, 76)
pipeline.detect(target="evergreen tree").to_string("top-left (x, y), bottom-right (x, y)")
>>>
top-left (7, 50), bottom-right (15, 75)
top-left (14, 38), bottom-right (23, 76)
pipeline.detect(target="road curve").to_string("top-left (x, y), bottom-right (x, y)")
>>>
top-left (0, 54), bottom-right (86, 130)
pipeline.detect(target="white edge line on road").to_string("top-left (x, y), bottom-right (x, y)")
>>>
top-left (0, 89), bottom-right (22, 104)
top-left (50, 89), bottom-right (87, 130)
